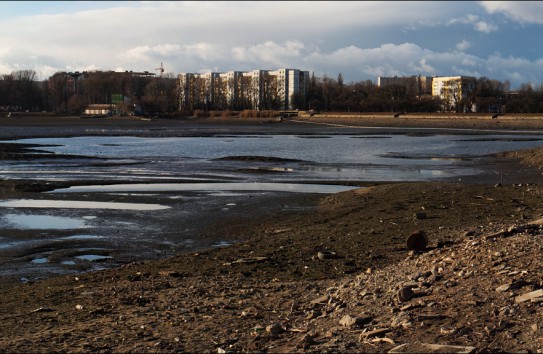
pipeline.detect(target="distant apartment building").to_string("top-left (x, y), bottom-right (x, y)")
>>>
top-left (377, 75), bottom-right (433, 96)
top-left (431, 76), bottom-right (476, 111)
top-left (178, 68), bottom-right (309, 111)
top-left (377, 75), bottom-right (477, 111)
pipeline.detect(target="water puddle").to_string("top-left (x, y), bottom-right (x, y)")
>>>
top-left (211, 241), bottom-right (235, 248)
top-left (0, 238), bottom-right (23, 249)
top-left (61, 260), bottom-right (76, 265)
top-left (2, 213), bottom-right (89, 230)
top-left (31, 257), bottom-right (48, 264)
top-left (62, 234), bottom-right (102, 240)
top-left (49, 182), bottom-right (359, 194)
top-left (75, 254), bottom-right (112, 262)
top-left (0, 199), bottom-right (170, 210)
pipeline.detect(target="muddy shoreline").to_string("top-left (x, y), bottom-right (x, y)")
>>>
top-left (1, 116), bottom-right (543, 352)
top-left (3, 114), bottom-right (543, 140)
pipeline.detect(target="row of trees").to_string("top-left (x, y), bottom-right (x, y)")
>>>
top-left (1, 69), bottom-right (543, 115)
top-left (306, 74), bottom-right (513, 113)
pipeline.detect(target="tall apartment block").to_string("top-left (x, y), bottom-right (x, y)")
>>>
top-left (178, 69), bottom-right (309, 111)
top-left (431, 76), bottom-right (476, 99)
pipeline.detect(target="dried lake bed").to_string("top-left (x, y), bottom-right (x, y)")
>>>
top-left (1, 124), bottom-right (543, 280)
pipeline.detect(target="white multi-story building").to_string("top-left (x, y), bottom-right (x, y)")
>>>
top-left (178, 68), bottom-right (309, 111)
top-left (376, 74), bottom-right (478, 111)
top-left (431, 76), bottom-right (476, 111)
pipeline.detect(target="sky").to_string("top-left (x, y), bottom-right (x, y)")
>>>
top-left (0, 1), bottom-right (542, 89)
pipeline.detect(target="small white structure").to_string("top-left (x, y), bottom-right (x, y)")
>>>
top-left (84, 104), bottom-right (113, 116)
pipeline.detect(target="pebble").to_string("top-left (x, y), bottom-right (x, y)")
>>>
top-left (339, 314), bottom-right (371, 327)
top-left (358, 328), bottom-right (391, 339)
top-left (266, 323), bottom-right (284, 335)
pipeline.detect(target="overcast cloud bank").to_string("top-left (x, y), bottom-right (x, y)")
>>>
top-left (0, 1), bottom-right (542, 88)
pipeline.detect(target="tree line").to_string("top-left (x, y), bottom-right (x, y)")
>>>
top-left (1, 69), bottom-right (543, 115)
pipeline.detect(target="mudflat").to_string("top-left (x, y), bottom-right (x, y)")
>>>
top-left (1, 114), bottom-right (543, 352)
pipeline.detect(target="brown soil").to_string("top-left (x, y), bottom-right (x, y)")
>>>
top-left (1, 116), bottom-right (543, 352)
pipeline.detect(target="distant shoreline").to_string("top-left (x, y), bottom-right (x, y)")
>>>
top-left (0, 113), bottom-right (543, 140)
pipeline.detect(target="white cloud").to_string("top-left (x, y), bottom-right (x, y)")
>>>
top-left (3, 38), bottom-right (542, 88)
top-left (480, 1), bottom-right (543, 24)
top-left (448, 14), bottom-right (480, 25)
top-left (448, 13), bottom-right (498, 33)
top-left (456, 40), bottom-right (471, 51)
top-left (474, 21), bottom-right (498, 33)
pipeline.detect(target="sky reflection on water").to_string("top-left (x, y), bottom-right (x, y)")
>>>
top-left (2, 134), bottom-right (543, 183)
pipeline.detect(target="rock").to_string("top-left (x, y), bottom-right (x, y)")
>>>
top-left (440, 325), bottom-right (456, 334)
top-left (389, 343), bottom-right (476, 353)
top-left (406, 231), bottom-right (428, 251)
top-left (241, 306), bottom-right (261, 318)
top-left (397, 286), bottom-right (415, 302)
top-left (390, 313), bottom-right (412, 329)
top-left (266, 323), bottom-right (285, 335)
top-left (306, 310), bottom-right (322, 320)
top-left (496, 284), bottom-right (511, 292)
top-left (359, 328), bottom-right (391, 340)
top-left (413, 212), bottom-right (427, 220)
top-left (515, 289), bottom-right (543, 303)
top-left (339, 314), bottom-right (371, 327)
top-left (317, 250), bottom-right (338, 260)
top-left (310, 295), bottom-right (329, 306)
top-left (231, 257), bottom-right (268, 264)
top-left (372, 337), bottom-right (396, 345)
top-left (158, 270), bottom-right (181, 277)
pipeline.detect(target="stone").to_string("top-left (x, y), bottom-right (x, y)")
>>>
top-left (241, 306), bottom-right (261, 318)
top-left (515, 289), bottom-right (543, 303)
top-left (406, 231), bottom-right (428, 251)
top-left (414, 212), bottom-right (427, 220)
top-left (158, 270), bottom-right (181, 277)
top-left (266, 323), bottom-right (284, 335)
top-left (339, 314), bottom-right (371, 327)
top-left (305, 310), bottom-right (322, 320)
top-left (495, 284), bottom-right (511, 292)
top-left (359, 328), bottom-right (391, 339)
top-left (397, 286), bottom-right (415, 302)
top-left (231, 257), bottom-right (268, 264)
top-left (389, 343), bottom-right (476, 353)
top-left (310, 295), bottom-right (329, 306)
top-left (390, 314), bottom-right (412, 329)
top-left (317, 250), bottom-right (338, 260)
